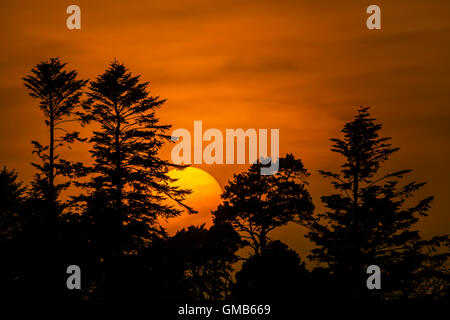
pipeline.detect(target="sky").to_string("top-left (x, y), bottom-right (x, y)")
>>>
top-left (0, 0), bottom-right (449, 260)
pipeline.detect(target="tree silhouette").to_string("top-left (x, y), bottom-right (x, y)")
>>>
top-left (0, 167), bottom-right (25, 241)
top-left (213, 154), bottom-right (314, 256)
top-left (169, 223), bottom-right (243, 300)
top-left (77, 61), bottom-right (192, 294)
top-left (0, 167), bottom-right (26, 296)
top-left (306, 106), bottom-right (449, 300)
top-left (13, 58), bottom-right (88, 297)
top-left (22, 57), bottom-right (87, 222)
top-left (232, 240), bottom-right (311, 300)
top-left (0, 166), bottom-right (85, 298)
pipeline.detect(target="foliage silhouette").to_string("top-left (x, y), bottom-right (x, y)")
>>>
top-left (213, 154), bottom-right (314, 256)
top-left (306, 106), bottom-right (449, 300)
top-left (0, 167), bottom-right (25, 240)
top-left (23, 57), bottom-right (87, 221)
top-left (4, 58), bottom-right (88, 297)
top-left (74, 60), bottom-right (194, 296)
top-left (169, 223), bottom-right (243, 300)
top-left (0, 167), bottom-right (26, 296)
top-left (232, 240), bottom-right (311, 300)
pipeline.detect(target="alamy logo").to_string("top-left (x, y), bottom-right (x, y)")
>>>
top-left (171, 121), bottom-right (279, 175)
top-left (366, 5), bottom-right (381, 30)
top-left (66, 265), bottom-right (81, 290)
top-left (366, 265), bottom-right (381, 290)
top-left (66, 5), bottom-right (81, 30)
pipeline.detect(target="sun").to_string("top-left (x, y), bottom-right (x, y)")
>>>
top-left (159, 167), bottom-right (222, 235)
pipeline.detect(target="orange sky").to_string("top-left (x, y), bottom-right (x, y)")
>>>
top-left (1, 0), bottom-right (449, 259)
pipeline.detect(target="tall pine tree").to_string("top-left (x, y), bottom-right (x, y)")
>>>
top-left (23, 57), bottom-right (87, 221)
top-left (80, 60), bottom-right (192, 258)
top-left (19, 58), bottom-right (87, 296)
top-left (307, 106), bottom-right (449, 300)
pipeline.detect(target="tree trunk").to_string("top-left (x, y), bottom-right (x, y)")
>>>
top-left (114, 103), bottom-right (123, 258)
top-left (259, 229), bottom-right (267, 254)
top-left (49, 103), bottom-right (56, 223)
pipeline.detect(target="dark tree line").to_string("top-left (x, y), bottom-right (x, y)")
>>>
top-left (0, 57), bottom-right (448, 300)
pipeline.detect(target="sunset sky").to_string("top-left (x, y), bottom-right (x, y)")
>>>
top-left (1, 0), bottom-right (449, 259)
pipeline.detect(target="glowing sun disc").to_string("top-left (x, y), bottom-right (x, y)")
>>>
top-left (159, 167), bottom-right (222, 235)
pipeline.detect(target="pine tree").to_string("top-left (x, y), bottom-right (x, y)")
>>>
top-left (0, 167), bottom-right (26, 296)
top-left (23, 57), bottom-right (87, 221)
top-left (0, 167), bottom-right (25, 240)
top-left (80, 60), bottom-right (191, 258)
top-left (20, 58), bottom-right (88, 296)
top-left (213, 154), bottom-right (314, 256)
top-left (307, 106), bottom-right (449, 299)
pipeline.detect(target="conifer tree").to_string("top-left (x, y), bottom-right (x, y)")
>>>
top-left (23, 57), bottom-right (87, 221)
top-left (307, 106), bottom-right (449, 299)
top-left (0, 167), bottom-right (24, 234)
top-left (0, 167), bottom-right (25, 296)
top-left (80, 60), bottom-right (191, 257)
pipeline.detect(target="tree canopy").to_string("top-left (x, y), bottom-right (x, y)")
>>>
top-left (213, 154), bottom-right (314, 256)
